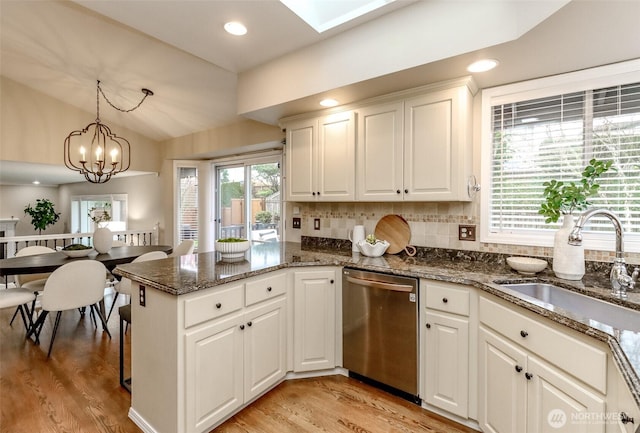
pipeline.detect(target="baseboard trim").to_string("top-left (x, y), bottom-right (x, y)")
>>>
top-left (129, 407), bottom-right (159, 433)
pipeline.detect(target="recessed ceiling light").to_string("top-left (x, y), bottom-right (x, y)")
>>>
top-left (320, 98), bottom-right (339, 107)
top-left (224, 21), bottom-right (247, 36)
top-left (467, 59), bottom-right (499, 73)
top-left (32, 180), bottom-right (40, 185)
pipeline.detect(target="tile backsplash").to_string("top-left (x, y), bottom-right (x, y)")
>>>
top-left (294, 201), bottom-right (640, 264)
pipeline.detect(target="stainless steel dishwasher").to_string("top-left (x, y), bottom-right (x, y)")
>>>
top-left (342, 267), bottom-right (419, 401)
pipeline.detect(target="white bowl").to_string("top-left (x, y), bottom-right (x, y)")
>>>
top-left (215, 240), bottom-right (251, 260)
top-left (356, 239), bottom-right (390, 257)
top-left (60, 247), bottom-right (94, 258)
top-left (507, 256), bottom-right (548, 275)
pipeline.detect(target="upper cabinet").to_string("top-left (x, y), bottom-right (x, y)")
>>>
top-left (285, 111), bottom-right (355, 202)
top-left (357, 80), bottom-right (474, 201)
top-left (282, 77), bottom-right (476, 202)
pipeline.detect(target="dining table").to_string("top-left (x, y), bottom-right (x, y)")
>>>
top-left (0, 245), bottom-right (174, 281)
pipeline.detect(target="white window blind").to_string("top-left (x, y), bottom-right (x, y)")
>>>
top-left (490, 82), bottom-right (640, 236)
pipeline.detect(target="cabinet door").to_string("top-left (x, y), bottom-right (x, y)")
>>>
top-left (185, 313), bottom-right (244, 433)
top-left (527, 356), bottom-right (605, 433)
top-left (285, 118), bottom-right (316, 201)
top-left (243, 297), bottom-right (287, 402)
top-left (423, 310), bottom-right (469, 418)
top-left (293, 269), bottom-right (336, 372)
top-left (317, 112), bottom-right (355, 201)
top-left (479, 326), bottom-right (528, 433)
top-left (404, 87), bottom-right (471, 201)
top-left (356, 102), bottom-right (404, 201)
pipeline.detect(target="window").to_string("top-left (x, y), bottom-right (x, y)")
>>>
top-left (214, 154), bottom-right (282, 243)
top-left (70, 194), bottom-right (128, 233)
top-left (481, 61), bottom-right (640, 252)
top-left (177, 166), bottom-right (198, 249)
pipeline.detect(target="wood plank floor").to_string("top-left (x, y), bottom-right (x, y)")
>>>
top-left (1, 291), bottom-right (476, 433)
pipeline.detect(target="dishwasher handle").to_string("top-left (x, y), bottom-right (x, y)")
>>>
top-left (346, 275), bottom-right (414, 292)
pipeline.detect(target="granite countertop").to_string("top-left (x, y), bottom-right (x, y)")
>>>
top-left (115, 241), bottom-right (640, 407)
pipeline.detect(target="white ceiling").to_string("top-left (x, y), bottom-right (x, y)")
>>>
top-left (1, 0), bottom-right (640, 186)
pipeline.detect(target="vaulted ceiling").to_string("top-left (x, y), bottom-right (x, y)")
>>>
top-left (1, 0), bottom-right (640, 185)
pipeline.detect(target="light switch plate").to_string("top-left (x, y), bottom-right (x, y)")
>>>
top-left (314, 218), bottom-right (320, 230)
top-left (292, 217), bottom-right (301, 229)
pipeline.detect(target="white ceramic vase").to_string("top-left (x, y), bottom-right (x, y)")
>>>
top-left (93, 226), bottom-right (113, 254)
top-left (552, 215), bottom-right (585, 280)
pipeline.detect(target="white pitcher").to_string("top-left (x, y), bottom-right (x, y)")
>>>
top-left (348, 225), bottom-right (365, 252)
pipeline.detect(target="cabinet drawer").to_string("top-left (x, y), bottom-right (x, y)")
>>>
top-left (184, 283), bottom-right (244, 328)
top-left (479, 295), bottom-right (607, 393)
top-left (245, 272), bottom-right (287, 306)
top-left (425, 281), bottom-right (470, 316)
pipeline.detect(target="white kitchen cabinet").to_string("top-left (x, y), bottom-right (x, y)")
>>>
top-left (131, 270), bottom-right (288, 433)
top-left (421, 280), bottom-right (474, 419)
top-left (185, 312), bottom-right (244, 433)
top-left (478, 294), bottom-right (607, 433)
top-left (355, 79), bottom-right (474, 201)
top-left (285, 111), bottom-right (355, 202)
top-left (293, 268), bottom-right (336, 372)
top-left (607, 356), bottom-right (640, 433)
top-left (185, 294), bottom-right (287, 433)
top-left (356, 101), bottom-right (404, 201)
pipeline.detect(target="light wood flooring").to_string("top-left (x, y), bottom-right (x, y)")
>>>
top-left (1, 291), bottom-right (476, 433)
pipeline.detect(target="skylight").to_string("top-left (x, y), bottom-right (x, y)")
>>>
top-left (280, 0), bottom-right (396, 33)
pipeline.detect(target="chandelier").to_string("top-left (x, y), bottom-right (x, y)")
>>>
top-left (64, 80), bottom-right (153, 183)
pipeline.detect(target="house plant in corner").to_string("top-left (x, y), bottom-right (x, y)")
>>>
top-left (24, 198), bottom-right (61, 235)
top-left (539, 158), bottom-right (613, 280)
top-left (89, 203), bottom-right (113, 254)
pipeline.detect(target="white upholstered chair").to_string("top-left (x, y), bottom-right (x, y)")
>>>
top-left (10, 246), bottom-right (56, 326)
top-left (27, 260), bottom-right (111, 357)
top-left (169, 239), bottom-right (195, 257)
top-left (0, 287), bottom-right (36, 333)
top-left (106, 251), bottom-right (168, 321)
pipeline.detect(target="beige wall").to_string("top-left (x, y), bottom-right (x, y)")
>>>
top-left (0, 77), bottom-right (161, 173)
top-left (161, 118), bottom-right (283, 160)
top-left (0, 185), bottom-right (66, 236)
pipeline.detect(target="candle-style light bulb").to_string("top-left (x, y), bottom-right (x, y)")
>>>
top-left (110, 149), bottom-right (118, 164)
top-left (96, 146), bottom-right (103, 161)
top-left (80, 146), bottom-right (86, 161)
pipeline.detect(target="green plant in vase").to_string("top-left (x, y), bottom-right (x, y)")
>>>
top-left (538, 158), bottom-right (613, 224)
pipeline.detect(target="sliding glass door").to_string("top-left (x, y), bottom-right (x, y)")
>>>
top-left (215, 155), bottom-right (281, 243)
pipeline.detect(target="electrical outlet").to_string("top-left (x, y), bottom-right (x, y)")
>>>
top-left (292, 217), bottom-right (301, 229)
top-left (139, 285), bottom-right (146, 306)
top-left (459, 225), bottom-right (476, 241)
top-left (314, 218), bottom-right (320, 230)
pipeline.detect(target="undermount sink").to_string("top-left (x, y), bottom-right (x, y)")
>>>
top-left (499, 282), bottom-right (640, 333)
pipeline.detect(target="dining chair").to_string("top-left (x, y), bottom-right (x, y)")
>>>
top-left (0, 287), bottom-right (36, 334)
top-left (106, 251), bottom-right (168, 322)
top-left (10, 246), bottom-right (56, 326)
top-left (169, 239), bottom-right (195, 257)
top-left (27, 260), bottom-right (111, 357)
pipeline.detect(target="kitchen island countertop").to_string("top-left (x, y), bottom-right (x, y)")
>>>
top-left (115, 241), bottom-right (640, 407)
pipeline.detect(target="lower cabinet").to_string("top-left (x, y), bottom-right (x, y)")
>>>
top-left (478, 294), bottom-right (607, 433)
top-left (185, 297), bottom-right (287, 433)
top-left (293, 268), bottom-right (337, 372)
top-left (421, 280), bottom-right (475, 419)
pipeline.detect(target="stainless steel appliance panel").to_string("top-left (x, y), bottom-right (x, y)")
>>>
top-left (342, 267), bottom-right (418, 396)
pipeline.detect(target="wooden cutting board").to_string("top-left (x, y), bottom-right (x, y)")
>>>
top-left (374, 214), bottom-right (411, 255)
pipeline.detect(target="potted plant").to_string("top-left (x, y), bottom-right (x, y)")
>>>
top-left (89, 203), bottom-right (113, 253)
top-left (254, 211), bottom-right (272, 229)
top-left (538, 158), bottom-right (613, 280)
top-left (24, 199), bottom-right (61, 235)
top-left (215, 237), bottom-right (250, 261)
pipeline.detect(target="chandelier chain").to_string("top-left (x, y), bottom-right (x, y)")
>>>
top-left (97, 80), bottom-right (153, 114)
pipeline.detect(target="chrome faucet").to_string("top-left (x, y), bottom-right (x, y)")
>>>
top-left (568, 209), bottom-right (639, 297)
